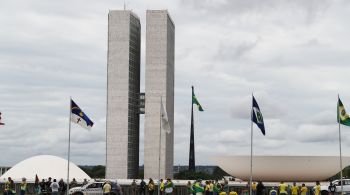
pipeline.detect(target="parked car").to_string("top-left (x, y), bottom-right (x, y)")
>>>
top-left (320, 179), bottom-right (350, 194)
top-left (69, 181), bottom-right (122, 195)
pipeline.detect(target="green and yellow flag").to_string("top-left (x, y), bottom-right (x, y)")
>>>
top-left (338, 98), bottom-right (350, 126)
top-left (192, 87), bottom-right (204, 111)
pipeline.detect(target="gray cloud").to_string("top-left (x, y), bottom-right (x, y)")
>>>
top-left (2, 0), bottom-right (350, 167)
top-left (215, 38), bottom-right (261, 61)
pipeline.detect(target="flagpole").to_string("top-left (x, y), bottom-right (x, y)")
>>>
top-left (250, 94), bottom-right (253, 195)
top-left (67, 97), bottom-right (72, 195)
top-left (338, 94), bottom-right (343, 195)
top-left (158, 96), bottom-right (162, 195)
top-left (189, 86), bottom-right (195, 172)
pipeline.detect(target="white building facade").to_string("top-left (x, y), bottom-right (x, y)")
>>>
top-left (144, 10), bottom-right (175, 179)
top-left (106, 10), bottom-right (141, 179)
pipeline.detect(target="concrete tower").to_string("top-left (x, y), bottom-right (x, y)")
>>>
top-left (106, 10), bottom-right (141, 179)
top-left (144, 10), bottom-right (175, 179)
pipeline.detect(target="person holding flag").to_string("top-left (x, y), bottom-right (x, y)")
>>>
top-left (193, 180), bottom-right (204, 195)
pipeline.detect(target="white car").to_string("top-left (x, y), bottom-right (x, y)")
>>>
top-left (321, 179), bottom-right (350, 194)
top-left (69, 181), bottom-right (121, 195)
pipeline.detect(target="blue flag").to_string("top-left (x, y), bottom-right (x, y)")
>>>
top-left (252, 96), bottom-right (265, 135)
top-left (71, 99), bottom-right (94, 130)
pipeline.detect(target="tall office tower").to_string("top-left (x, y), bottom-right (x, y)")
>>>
top-left (144, 10), bottom-right (175, 179)
top-left (106, 10), bottom-right (141, 179)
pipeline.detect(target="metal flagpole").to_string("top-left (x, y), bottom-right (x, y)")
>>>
top-left (158, 96), bottom-right (162, 195)
top-left (67, 97), bottom-right (72, 195)
top-left (250, 94), bottom-right (253, 195)
top-left (338, 94), bottom-right (343, 195)
top-left (189, 86), bottom-right (195, 172)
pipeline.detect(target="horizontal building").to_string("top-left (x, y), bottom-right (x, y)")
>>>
top-left (212, 155), bottom-right (350, 181)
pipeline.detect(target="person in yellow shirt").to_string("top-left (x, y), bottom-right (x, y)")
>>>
top-left (279, 182), bottom-right (288, 195)
top-left (252, 182), bottom-right (257, 195)
top-left (300, 184), bottom-right (308, 195)
top-left (209, 180), bottom-right (214, 195)
top-left (103, 181), bottom-right (111, 195)
top-left (314, 181), bottom-right (321, 195)
top-left (229, 191), bottom-right (238, 195)
top-left (160, 179), bottom-right (165, 194)
top-left (205, 181), bottom-right (210, 194)
top-left (291, 182), bottom-right (299, 195)
top-left (20, 177), bottom-right (27, 195)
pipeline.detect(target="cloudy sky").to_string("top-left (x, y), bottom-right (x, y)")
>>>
top-left (1, 0), bottom-right (350, 167)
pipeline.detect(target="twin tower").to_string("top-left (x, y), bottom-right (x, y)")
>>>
top-left (106, 10), bottom-right (175, 179)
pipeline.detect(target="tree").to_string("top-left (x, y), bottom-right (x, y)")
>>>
top-left (174, 170), bottom-right (212, 180)
top-left (212, 166), bottom-right (230, 180)
top-left (79, 165), bottom-right (105, 178)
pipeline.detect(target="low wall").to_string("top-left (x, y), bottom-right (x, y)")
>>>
top-left (0, 182), bottom-right (317, 195)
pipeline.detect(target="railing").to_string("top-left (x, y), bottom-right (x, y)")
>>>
top-left (0, 183), bottom-right (316, 195)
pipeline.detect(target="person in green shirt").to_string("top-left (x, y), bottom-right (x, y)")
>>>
top-left (187, 181), bottom-right (195, 195)
top-left (165, 178), bottom-right (174, 194)
top-left (213, 181), bottom-right (221, 195)
top-left (193, 180), bottom-right (204, 195)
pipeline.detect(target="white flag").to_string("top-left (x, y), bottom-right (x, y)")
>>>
top-left (161, 100), bottom-right (171, 134)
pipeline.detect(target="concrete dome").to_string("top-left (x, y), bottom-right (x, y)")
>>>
top-left (212, 155), bottom-right (350, 182)
top-left (0, 155), bottom-right (91, 182)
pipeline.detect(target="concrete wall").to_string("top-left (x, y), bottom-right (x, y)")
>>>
top-left (144, 10), bottom-right (175, 179)
top-left (106, 10), bottom-right (141, 179)
top-left (0, 167), bottom-right (9, 177)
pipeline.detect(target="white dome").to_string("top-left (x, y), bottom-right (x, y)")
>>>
top-left (0, 155), bottom-right (91, 182)
top-left (212, 155), bottom-right (350, 182)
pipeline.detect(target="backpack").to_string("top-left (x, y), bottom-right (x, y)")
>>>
top-left (148, 183), bottom-right (154, 191)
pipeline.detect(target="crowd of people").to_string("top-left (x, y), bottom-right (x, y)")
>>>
top-left (2, 177), bottom-right (324, 195)
top-left (184, 180), bottom-right (321, 195)
top-left (129, 178), bottom-right (174, 195)
top-left (3, 177), bottom-right (88, 195)
top-left (186, 179), bottom-right (229, 195)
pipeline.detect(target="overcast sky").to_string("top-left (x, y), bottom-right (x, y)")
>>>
top-left (2, 0), bottom-right (350, 167)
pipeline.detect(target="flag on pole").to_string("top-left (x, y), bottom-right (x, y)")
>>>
top-left (0, 112), bottom-right (4, 126)
top-left (252, 96), bottom-right (265, 135)
top-left (161, 99), bottom-right (171, 134)
top-left (192, 87), bottom-right (204, 111)
top-left (71, 99), bottom-right (94, 130)
top-left (338, 97), bottom-right (350, 126)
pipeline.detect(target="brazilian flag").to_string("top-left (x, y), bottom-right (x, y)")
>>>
top-left (193, 183), bottom-right (204, 193)
top-left (338, 97), bottom-right (350, 126)
top-left (192, 86), bottom-right (204, 111)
